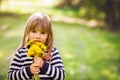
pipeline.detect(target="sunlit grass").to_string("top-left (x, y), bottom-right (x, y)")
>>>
top-left (52, 22), bottom-right (120, 80)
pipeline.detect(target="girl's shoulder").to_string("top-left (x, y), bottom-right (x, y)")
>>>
top-left (51, 47), bottom-right (58, 52)
top-left (17, 46), bottom-right (28, 54)
top-left (51, 47), bottom-right (60, 55)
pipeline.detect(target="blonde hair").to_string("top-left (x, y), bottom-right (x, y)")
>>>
top-left (20, 12), bottom-right (54, 52)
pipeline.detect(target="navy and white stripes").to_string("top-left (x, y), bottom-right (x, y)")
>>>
top-left (8, 47), bottom-right (65, 80)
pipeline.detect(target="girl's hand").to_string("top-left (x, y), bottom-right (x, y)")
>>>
top-left (43, 52), bottom-right (51, 61)
top-left (34, 57), bottom-right (44, 68)
top-left (30, 57), bottom-right (44, 74)
top-left (30, 63), bottom-right (40, 74)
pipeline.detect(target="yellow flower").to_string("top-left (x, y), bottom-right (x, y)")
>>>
top-left (27, 39), bottom-right (46, 58)
top-left (26, 39), bottom-right (47, 80)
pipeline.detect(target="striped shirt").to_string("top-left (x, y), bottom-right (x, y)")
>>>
top-left (8, 47), bottom-right (65, 80)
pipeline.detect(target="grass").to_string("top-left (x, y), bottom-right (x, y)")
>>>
top-left (53, 22), bottom-right (120, 80)
top-left (0, 13), bottom-right (120, 80)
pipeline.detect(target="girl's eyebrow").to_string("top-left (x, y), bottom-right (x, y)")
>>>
top-left (31, 30), bottom-right (47, 33)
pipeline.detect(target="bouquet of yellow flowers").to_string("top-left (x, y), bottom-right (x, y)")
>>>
top-left (26, 39), bottom-right (46, 80)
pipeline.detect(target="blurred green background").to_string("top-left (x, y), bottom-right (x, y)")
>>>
top-left (0, 0), bottom-right (120, 80)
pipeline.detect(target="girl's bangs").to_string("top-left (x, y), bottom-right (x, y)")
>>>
top-left (29, 21), bottom-right (49, 33)
top-left (35, 23), bottom-right (49, 33)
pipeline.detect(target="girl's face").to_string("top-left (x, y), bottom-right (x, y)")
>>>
top-left (28, 30), bottom-right (48, 44)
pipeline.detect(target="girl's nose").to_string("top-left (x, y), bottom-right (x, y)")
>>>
top-left (35, 33), bottom-right (41, 41)
top-left (36, 33), bottom-right (40, 37)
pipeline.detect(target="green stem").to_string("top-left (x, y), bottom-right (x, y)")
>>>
top-left (32, 74), bottom-right (40, 80)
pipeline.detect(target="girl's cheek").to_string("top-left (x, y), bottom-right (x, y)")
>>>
top-left (44, 37), bottom-right (48, 42)
top-left (41, 39), bottom-right (45, 43)
top-left (29, 33), bottom-right (36, 39)
top-left (29, 36), bottom-right (34, 40)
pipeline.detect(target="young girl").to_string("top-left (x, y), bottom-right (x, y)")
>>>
top-left (8, 12), bottom-right (65, 80)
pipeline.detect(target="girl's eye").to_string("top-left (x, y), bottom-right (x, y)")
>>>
top-left (41, 32), bottom-right (46, 34)
top-left (32, 30), bottom-right (36, 33)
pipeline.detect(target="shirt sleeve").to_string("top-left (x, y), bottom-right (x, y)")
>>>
top-left (8, 48), bottom-right (33, 80)
top-left (40, 47), bottom-right (66, 80)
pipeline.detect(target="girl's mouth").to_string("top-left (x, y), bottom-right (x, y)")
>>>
top-left (34, 39), bottom-right (41, 42)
